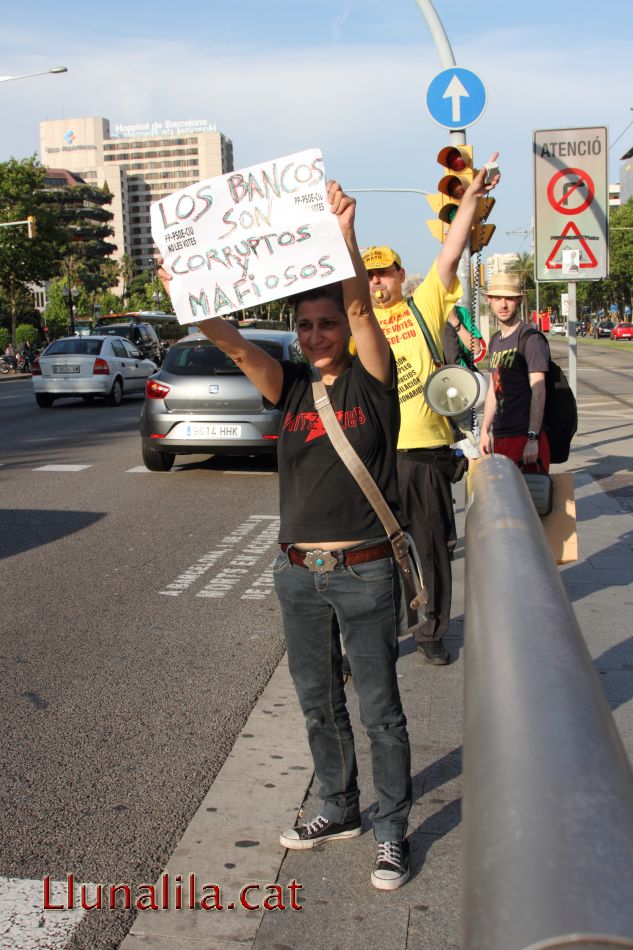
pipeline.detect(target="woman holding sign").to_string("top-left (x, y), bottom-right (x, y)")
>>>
top-left (159, 181), bottom-right (411, 891)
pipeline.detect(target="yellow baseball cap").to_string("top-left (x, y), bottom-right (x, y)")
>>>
top-left (361, 246), bottom-right (402, 270)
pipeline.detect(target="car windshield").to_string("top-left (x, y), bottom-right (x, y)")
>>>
top-left (94, 325), bottom-right (131, 337)
top-left (164, 339), bottom-right (284, 376)
top-left (45, 339), bottom-right (104, 356)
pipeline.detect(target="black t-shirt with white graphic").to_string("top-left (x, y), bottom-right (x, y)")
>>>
top-left (272, 355), bottom-right (404, 543)
top-left (489, 322), bottom-right (549, 437)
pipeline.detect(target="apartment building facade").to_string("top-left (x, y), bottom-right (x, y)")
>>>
top-left (39, 116), bottom-right (233, 274)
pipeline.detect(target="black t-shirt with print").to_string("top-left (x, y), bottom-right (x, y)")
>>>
top-left (272, 355), bottom-right (405, 543)
top-left (489, 322), bottom-right (549, 437)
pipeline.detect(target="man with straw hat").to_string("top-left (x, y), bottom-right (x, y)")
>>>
top-left (479, 272), bottom-right (551, 471)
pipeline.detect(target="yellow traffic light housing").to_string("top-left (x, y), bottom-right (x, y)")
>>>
top-left (437, 145), bottom-right (474, 225)
top-left (27, 215), bottom-right (36, 239)
top-left (470, 197), bottom-right (496, 252)
top-left (425, 192), bottom-right (450, 243)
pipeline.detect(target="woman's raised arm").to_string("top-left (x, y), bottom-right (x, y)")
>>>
top-left (327, 181), bottom-right (392, 385)
top-left (157, 264), bottom-right (284, 405)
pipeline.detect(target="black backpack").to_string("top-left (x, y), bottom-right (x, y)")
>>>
top-left (516, 325), bottom-right (578, 464)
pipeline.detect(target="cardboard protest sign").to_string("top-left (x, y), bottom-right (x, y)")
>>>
top-left (150, 148), bottom-right (355, 326)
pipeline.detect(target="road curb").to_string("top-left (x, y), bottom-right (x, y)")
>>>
top-left (119, 654), bottom-right (312, 949)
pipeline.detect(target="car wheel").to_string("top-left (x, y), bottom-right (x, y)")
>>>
top-left (35, 393), bottom-right (55, 408)
top-left (107, 377), bottom-right (123, 406)
top-left (142, 443), bottom-right (175, 472)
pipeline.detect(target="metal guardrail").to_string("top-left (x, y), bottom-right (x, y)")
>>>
top-left (462, 455), bottom-right (633, 950)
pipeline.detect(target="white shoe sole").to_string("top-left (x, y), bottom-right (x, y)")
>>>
top-left (279, 825), bottom-right (362, 851)
top-left (371, 867), bottom-right (410, 891)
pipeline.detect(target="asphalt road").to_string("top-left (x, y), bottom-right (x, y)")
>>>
top-left (1, 338), bottom-right (631, 950)
top-left (0, 378), bottom-right (284, 949)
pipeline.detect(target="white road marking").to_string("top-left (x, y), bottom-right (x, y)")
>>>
top-left (126, 466), bottom-right (153, 473)
top-left (159, 516), bottom-right (277, 597)
top-left (197, 519), bottom-right (280, 599)
top-left (241, 559), bottom-right (276, 600)
top-left (0, 877), bottom-right (87, 950)
top-left (221, 471), bottom-right (275, 476)
top-left (33, 464), bottom-right (92, 472)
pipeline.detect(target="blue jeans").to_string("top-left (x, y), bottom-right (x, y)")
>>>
top-left (273, 545), bottom-right (411, 842)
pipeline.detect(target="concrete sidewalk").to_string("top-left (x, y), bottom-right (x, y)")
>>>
top-left (122, 396), bottom-right (633, 950)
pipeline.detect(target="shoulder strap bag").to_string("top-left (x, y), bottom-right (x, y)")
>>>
top-left (310, 373), bottom-right (427, 617)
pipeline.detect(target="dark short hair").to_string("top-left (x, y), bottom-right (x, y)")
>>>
top-left (291, 281), bottom-right (345, 316)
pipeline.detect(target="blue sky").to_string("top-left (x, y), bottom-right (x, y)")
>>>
top-left (1, 0), bottom-right (631, 274)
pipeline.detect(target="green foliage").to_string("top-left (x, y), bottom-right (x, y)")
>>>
top-left (119, 255), bottom-right (134, 299)
top-left (0, 157), bottom-right (66, 339)
top-left (48, 182), bottom-right (117, 294)
top-left (43, 279), bottom-right (83, 338)
top-left (606, 198), bottom-right (633, 312)
top-left (95, 291), bottom-right (122, 316)
top-left (0, 327), bottom-right (9, 350)
top-left (127, 270), bottom-right (153, 299)
top-left (15, 322), bottom-right (37, 346)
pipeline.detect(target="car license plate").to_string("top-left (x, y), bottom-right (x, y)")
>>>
top-left (184, 424), bottom-right (242, 439)
top-left (53, 364), bottom-right (81, 374)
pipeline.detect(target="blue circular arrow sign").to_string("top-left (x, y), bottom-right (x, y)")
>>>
top-left (426, 67), bottom-right (487, 131)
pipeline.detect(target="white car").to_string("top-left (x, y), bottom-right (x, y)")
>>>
top-left (32, 335), bottom-right (157, 408)
top-left (550, 324), bottom-right (567, 336)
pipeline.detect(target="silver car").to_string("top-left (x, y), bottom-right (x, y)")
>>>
top-left (139, 329), bottom-right (301, 471)
top-left (32, 335), bottom-right (158, 408)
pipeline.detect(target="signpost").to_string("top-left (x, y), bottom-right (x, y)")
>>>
top-left (426, 67), bottom-right (487, 131)
top-left (533, 126), bottom-right (609, 396)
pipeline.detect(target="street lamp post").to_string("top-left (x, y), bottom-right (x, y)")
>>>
top-left (0, 66), bottom-right (68, 84)
top-left (62, 285), bottom-right (79, 335)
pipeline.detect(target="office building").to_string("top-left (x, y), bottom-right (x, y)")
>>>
top-left (39, 116), bottom-right (233, 274)
top-left (484, 252), bottom-right (520, 284)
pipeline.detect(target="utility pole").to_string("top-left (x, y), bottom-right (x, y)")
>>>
top-left (413, 1), bottom-right (473, 312)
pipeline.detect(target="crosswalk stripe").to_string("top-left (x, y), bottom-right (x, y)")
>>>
top-left (33, 464), bottom-right (92, 472)
top-left (0, 877), bottom-right (87, 949)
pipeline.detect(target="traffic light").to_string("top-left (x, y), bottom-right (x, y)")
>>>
top-left (26, 215), bottom-right (36, 239)
top-left (470, 197), bottom-right (496, 253)
top-left (437, 145), bottom-right (474, 226)
top-left (426, 145), bottom-right (473, 245)
top-left (425, 192), bottom-right (450, 243)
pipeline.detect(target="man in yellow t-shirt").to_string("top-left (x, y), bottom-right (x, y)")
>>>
top-left (362, 156), bottom-right (500, 665)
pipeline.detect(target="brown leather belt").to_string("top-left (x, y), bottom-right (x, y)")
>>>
top-left (281, 541), bottom-right (391, 573)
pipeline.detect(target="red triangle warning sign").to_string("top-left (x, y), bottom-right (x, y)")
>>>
top-left (545, 221), bottom-right (599, 269)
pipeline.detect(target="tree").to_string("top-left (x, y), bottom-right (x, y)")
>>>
top-left (0, 157), bottom-right (65, 342)
top-left (508, 252), bottom-right (536, 317)
top-left (46, 181), bottom-right (117, 296)
top-left (119, 254), bottom-right (134, 300)
top-left (15, 322), bottom-right (37, 346)
top-left (607, 198), bottom-right (633, 313)
top-left (42, 278), bottom-right (93, 338)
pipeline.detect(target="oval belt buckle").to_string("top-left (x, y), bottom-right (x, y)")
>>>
top-left (303, 549), bottom-right (338, 573)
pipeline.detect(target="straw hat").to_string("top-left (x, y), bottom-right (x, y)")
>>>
top-left (484, 273), bottom-right (524, 297)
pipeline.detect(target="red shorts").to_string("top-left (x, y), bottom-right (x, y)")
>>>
top-left (493, 432), bottom-right (550, 473)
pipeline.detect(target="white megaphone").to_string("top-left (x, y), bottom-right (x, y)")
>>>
top-left (423, 365), bottom-right (488, 444)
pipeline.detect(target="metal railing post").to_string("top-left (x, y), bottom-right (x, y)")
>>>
top-left (463, 455), bottom-right (633, 950)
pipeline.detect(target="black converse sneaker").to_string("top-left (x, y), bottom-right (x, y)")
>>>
top-left (371, 839), bottom-right (410, 890)
top-left (280, 815), bottom-right (362, 851)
